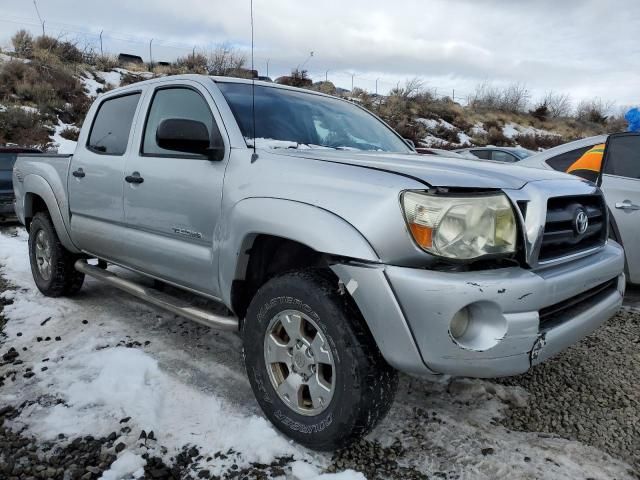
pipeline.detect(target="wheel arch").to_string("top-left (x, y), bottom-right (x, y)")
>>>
top-left (22, 175), bottom-right (80, 253)
top-left (221, 198), bottom-right (379, 318)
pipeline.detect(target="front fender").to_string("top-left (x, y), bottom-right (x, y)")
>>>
top-left (22, 174), bottom-right (80, 253)
top-left (218, 197), bottom-right (379, 306)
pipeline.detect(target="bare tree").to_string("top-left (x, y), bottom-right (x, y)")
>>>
top-left (575, 97), bottom-right (614, 124)
top-left (542, 91), bottom-right (572, 118)
top-left (207, 44), bottom-right (247, 76)
top-left (470, 81), bottom-right (530, 113)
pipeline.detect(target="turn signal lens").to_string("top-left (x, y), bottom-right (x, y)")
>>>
top-left (409, 223), bottom-right (433, 249)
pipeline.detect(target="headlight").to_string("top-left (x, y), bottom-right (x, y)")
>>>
top-left (401, 191), bottom-right (517, 259)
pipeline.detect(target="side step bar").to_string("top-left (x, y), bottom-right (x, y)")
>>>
top-left (74, 260), bottom-right (238, 331)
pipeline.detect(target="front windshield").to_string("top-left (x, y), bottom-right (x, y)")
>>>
top-left (513, 149), bottom-right (534, 159)
top-left (217, 82), bottom-right (411, 153)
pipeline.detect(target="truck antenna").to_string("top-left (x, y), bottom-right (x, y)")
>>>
top-left (250, 0), bottom-right (258, 162)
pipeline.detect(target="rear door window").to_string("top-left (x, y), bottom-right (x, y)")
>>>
top-left (87, 93), bottom-right (141, 155)
top-left (604, 134), bottom-right (640, 179)
top-left (471, 150), bottom-right (491, 159)
top-left (491, 151), bottom-right (517, 162)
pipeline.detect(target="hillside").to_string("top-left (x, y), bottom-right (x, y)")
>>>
top-left (0, 32), bottom-right (625, 153)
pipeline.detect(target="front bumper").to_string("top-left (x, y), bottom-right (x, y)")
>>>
top-left (332, 242), bottom-right (625, 378)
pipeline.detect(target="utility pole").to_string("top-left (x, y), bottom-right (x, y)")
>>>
top-left (149, 38), bottom-right (153, 68)
top-left (375, 78), bottom-right (379, 96)
top-left (266, 59), bottom-right (270, 77)
top-left (351, 73), bottom-right (355, 91)
top-left (452, 88), bottom-right (455, 102)
top-left (99, 30), bottom-right (103, 56)
top-left (33, 0), bottom-right (45, 35)
top-left (325, 70), bottom-right (329, 82)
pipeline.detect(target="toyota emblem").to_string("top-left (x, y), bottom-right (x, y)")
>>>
top-left (574, 209), bottom-right (589, 235)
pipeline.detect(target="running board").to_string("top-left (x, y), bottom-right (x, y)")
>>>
top-left (74, 260), bottom-right (238, 331)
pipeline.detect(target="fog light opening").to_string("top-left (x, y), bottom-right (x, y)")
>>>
top-left (450, 307), bottom-right (470, 340)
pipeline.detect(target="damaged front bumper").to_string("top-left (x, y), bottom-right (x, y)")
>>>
top-left (332, 241), bottom-right (625, 378)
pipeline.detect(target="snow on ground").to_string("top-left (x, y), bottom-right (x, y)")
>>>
top-left (0, 229), bottom-right (635, 479)
top-left (81, 72), bottom-right (105, 97)
top-left (502, 122), bottom-right (560, 140)
top-left (97, 70), bottom-right (124, 88)
top-left (417, 118), bottom-right (456, 130)
top-left (50, 121), bottom-right (78, 154)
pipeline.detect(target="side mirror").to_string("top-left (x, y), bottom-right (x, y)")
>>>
top-left (156, 118), bottom-right (224, 161)
top-left (404, 138), bottom-right (416, 150)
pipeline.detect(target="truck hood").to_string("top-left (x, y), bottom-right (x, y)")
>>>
top-left (276, 150), bottom-right (576, 190)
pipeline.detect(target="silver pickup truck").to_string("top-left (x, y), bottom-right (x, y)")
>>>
top-left (13, 75), bottom-right (625, 450)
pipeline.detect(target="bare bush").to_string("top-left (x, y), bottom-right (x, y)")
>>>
top-left (174, 52), bottom-right (208, 74)
top-left (59, 126), bottom-right (80, 141)
top-left (515, 133), bottom-right (564, 151)
top-left (12, 30), bottom-right (34, 58)
top-left (0, 106), bottom-right (52, 149)
top-left (542, 91), bottom-right (572, 118)
top-left (208, 44), bottom-right (247, 75)
top-left (470, 82), bottom-right (530, 113)
top-left (93, 55), bottom-right (119, 71)
top-left (486, 127), bottom-right (515, 146)
top-left (575, 97), bottom-right (613, 124)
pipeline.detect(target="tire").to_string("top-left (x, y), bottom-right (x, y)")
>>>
top-left (28, 212), bottom-right (85, 297)
top-left (243, 269), bottom-right (398, 450)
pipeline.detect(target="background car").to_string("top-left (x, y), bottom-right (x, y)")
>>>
top-left (0, 146), bottom-right (41, 219)
top-left (415, 147), bottom-right (476, 159)
top-left (519, 133), bottom-right (640, 285)
top-left (455, 146), bottom-right (536, 163)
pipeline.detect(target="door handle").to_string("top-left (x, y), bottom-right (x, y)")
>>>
top-left (615, 201), bottom-right (640, 211)
top-left (72, 168), bottom-right (85, 178)
top-left (125, 172), bottom-right (144, 184)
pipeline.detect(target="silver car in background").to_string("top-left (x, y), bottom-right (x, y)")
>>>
top-left (519, 133), bottom-right (640, 284)
top-left (455, 146), bottom-right (536, 163)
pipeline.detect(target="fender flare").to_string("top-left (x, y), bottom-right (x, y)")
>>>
top-left (22, 175), bottom-right (80, 253)
top-left (218, 197), bottom-right (379, 305)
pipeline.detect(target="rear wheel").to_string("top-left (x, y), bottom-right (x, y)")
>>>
top-left (243, 269), bottom-right (398, 450)
top-left (28, 212), bottom-right (84, 297)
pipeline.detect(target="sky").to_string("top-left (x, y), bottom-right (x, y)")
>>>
top-left (0, 0), bottom-right (638, 109)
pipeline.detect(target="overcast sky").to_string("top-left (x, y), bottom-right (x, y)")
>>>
top-left (1, 0), bottom-right (638, 108)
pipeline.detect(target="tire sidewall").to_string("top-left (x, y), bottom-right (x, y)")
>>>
top-left (28, 215), bottom-right (59, 293)
top-left (243, 277), bottom-right (362, 449)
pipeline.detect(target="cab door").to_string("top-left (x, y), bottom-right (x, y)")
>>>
top-left (600, 133), bottom-right (640, 284)
top-left (121, 81), bottom-right (229, 297)
top-left (68, 91), bottom-right (142, 261)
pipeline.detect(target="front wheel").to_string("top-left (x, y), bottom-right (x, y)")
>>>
top-left (243, 269), bottom-right (398, 450)
top-left (28, 212), bottom-right (84, 297)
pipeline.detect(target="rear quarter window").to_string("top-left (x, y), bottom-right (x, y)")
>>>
top-left (546, 146), bottom-right (593, 171)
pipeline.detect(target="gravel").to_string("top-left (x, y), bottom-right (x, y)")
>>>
top-left (498, 306), bottom-right (640, 472)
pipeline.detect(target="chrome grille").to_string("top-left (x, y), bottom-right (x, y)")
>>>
top-left (538, 194), bottom-right (607, 262)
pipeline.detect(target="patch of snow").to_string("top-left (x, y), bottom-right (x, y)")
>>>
top-left (80, 72), bottom-right (105, 97)
top-left (0, 53), bottom-right (30, 63)
top-left (291, 461), bottom-right (366, 480)
top-left (503, 122), bottom-right (560, 140)
top-left (19, 105), bottom-right (39, 114)
top-left (0, 230), bottom-right (635, 480)
top-left (51, 120), bottom-right (78, 154)
top-left (100, 452), bottom-right (146, 480)
top-left (457, 131), bottom-right (472, 145)
top-left (503, 123), bottom-right (520, 139)
top-left (471, 122), bottom-right (487, 136)
top-left (417, 118), bottom-right (456, 130)
top-left (97, 70), bottom-right (123, 88)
